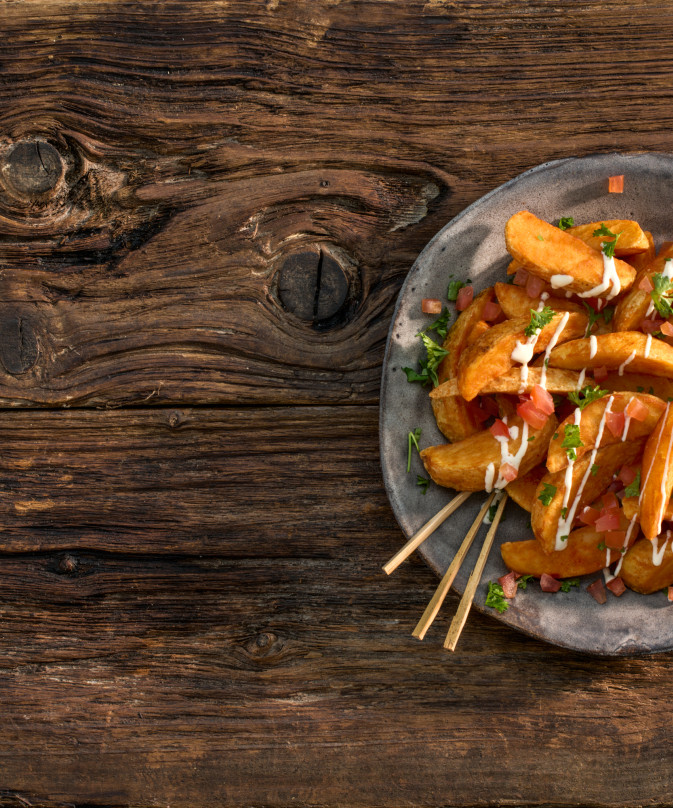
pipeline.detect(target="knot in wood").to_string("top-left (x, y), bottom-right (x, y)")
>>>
top-left (0, 313), bottom-right (39, 375)
top-left (277, 248), bottom-right (349, 327)
top-left (2, 140), bottom-right (63, 197)
top-left (168, 410), bottom-right (185, 428)
top-left (58, 554), bottom-right (78, 575)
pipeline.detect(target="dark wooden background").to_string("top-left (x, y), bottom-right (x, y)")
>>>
top-left (1, 1), bottom-right (673, 805)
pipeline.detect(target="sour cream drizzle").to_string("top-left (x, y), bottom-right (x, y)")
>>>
top-left (618, 350), bottom-right (636, 376)
top-left (576, 368), bottom-right (586, 390)
top-left (651, 530), bottom-right (672, 567)
top-left (511, 297), bottom-right (550, 391)
top-left (493, 416), bottom-right (530, 490)
top-left (645, 333), bottom-right (653, 358)
top-left (578, 251), bottom-right (621, 301)
top-left (540, 311), bottom-right (569, 389)
top-left (589, 335), bottom-right (598, 359)
top-left (484, 462), bottom-right (495, 493)
top-left (610, 514), bottom-right (639, 579)
top-left (550, 274), bottom-right (574, 289)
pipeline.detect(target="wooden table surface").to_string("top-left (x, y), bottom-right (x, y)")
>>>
top-left (2, 2), bottom-right (673, 805)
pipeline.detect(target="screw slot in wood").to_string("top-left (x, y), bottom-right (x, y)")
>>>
top-left (277, 248), bottom-right (350, 327)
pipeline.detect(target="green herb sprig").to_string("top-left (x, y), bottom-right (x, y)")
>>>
top-left (524, 306), bottom-right (555, 337)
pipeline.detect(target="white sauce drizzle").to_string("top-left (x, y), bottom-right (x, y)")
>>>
top-left (639, 404), bottom-right (669, 511)
top-left (578, 251), bottom-right (621, 301)
top-left (645, 333), bottom-right (653, 358)
top-left (576, 368), bottom-right (586, 390)
top-left (540, 311), bottom-right (569, 390)
top-left (483, 490), bottom-right (503, 524)
top-left (618, 349), bottom-right (636, 376)
top-left (621, 412), bottom-right (632, 442)
top-left (550, 274), bottom-right (574, 289)
top-left (611, 515), bottom-right (639, 578)
top-left (656, 420), bottom-right (673, 535)
top-left (511, 298), bottom-right (549, 391)
top-left (589, 335), bottom-right (598, 359)
top-left (493, 415), bottom-right (530, 490)
top-left (651, 530), bottom-right (672, 567)
top-left (484, 462), bottom-right (495, 493)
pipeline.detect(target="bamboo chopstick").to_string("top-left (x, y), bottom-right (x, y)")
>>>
top-left (382, 491), bottom-right (471, 575)
top-left (412, 491), bottom-right (497, 641)
top-left (443, 492), bottom-right (509, 652)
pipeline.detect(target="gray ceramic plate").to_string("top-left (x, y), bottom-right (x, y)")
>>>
top-left (380, 152), bottom-right (673, 656)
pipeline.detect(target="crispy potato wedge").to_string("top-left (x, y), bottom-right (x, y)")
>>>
top-left (457, 311), bottom-right (587, 401)
top-left (531, 441), bottom-right (644, 555)
top-left (601, 371), bottom-right (673, 401)
top-left (505, 211), bottom-right (636, 296)
top-left (620, 533), bottom-right (673, 594)
top-left (505, 465), bottom-right (546, 513)
top-left (548, 332), bottom-right (673, 377)
top-left (420, 414), bottom-right (557, 492)
top-left (501, 527), bottom-right (617, 578)
top-left (431, 288), bottom-right (494, 442)
top-left (465, 319), bottom-right (490, 346)
top-left (546, 392), bottom-right (665, 473)
top-left (613, 244), bottom-right (673, 332)
top-left (622, 495), bottom-right (673, 522)
top-left (625, 231), bottom-right (655, 272)
top-left (566, 220), bottom-right (649, 257)
top-left (431, 367), bottom-right (582, 399)
top-left (494, 282), bottom-right (585, 320)
top-left (640, 404), bottom-right (673, 540)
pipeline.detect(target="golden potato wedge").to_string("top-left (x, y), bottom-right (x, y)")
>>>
top-left (420, 414), bottom-right (557, 492)
top-left (622, 495), bottom-right (673, 522)
top-left (494, 282), bottom-right (585, 320)
top-left (506, 465), bottom-right (546, 513)
top-left (566, 220), bottom-right (649, 257)
top-left (546, 392), bottom-right (665, 473)
top-left (601, 371), bottom-right (673, 402)
top-left (640, 404), bottom-right (673, 540)
top-left (457, 311), bottom-right (587, 401)
top-left (431, 288), bottom-right (494, 442)
top-left (531, 441), bottom-right (645, 555)
top-left (505, 211), bottom-right (636, 297)
top-left (620, 533), bottom-right (673, 594)
top-left (625, 230), bottom-right (655, 272)
top-left (465, 319), bottom-right (490, 346)
top-left (548, 332), bottom-right (673, 377)
top-left (431, 367), bottom-right (582, 399)
top-left (501, 527), bottom-right (617, 578)
top-left (613, 243), bottom-right (673, 332)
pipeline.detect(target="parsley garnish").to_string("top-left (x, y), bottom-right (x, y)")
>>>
top-left (593, 223), bottom-right (615, 237)
top-left (568, 384), bottom-right (608, 410)
top-left (420, 307), bottom-right (452, 340)
top-left (597, 541), bottom-right (607, 551)
top-left (650, 271), bottom-right (673, 318)
top-left (561, 507), bottom-right (568, 519)
top-left (538, 483), bottom-right (557, 507)
top-left (402, 333), bottom-right (449, 388)
top-left (560, 577), bottom-right (580, 592)
top-left (447, 279), bottom-right (470, 301)
top-left (603, 306), bottom-right (615, 324)
top-left (485, 581), bottom-right (509, 613)
top-left (517, 574), bottom-right (534, 590)
top-left (591, 463), bottom-right (599, 476)
top-left (407, 428), bottom-right (422, 473)
top-left (624, 468), bottom-right (641, 498)
top-left (593, 223), bottom-right (620, 259)
top-left (581, 301), bottom-right (601, 337)
top-left (562, 424), bottom-right (583, 461)
top-left (536, 234), bottom-right (545, 241)
top-left (558, 217), bottom-right (575, 231)
top-left (524, 306), bottom-right (555, 337)
top-left (416, 475), bottom-right (430, 494)
top-left (527, 435), bottom-right (535, 442)
top-left (560, 534), bottom-right (569, 542)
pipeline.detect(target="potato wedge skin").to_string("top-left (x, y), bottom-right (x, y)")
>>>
top-left (505, 465), bottom-right (545, 513)
top-left (505, 211), bottom-right (636, 296)
top-left (420, 414), bottom-right (557, 492)
top-left (548, 332), bottom-right (673, 377)
top-left (501, 527), bottom-right (613, 578)
top-left (431, 367), bottom-right (582, 399)
top-left (640, 404), bottom-right (673, 540)
top-left (494, 282), bottom-right (585, 319)
top-left (566, 220), bottom-right (649, 257)
top-left (623, 494), bottom-right (673, 522)
top-left (531, 441), bottom-right (644, 555)
top-left (457, 311), bottom-right (587, 401)
top-left (613, 244), bottom-right (673, 332)
top-left (620, 534), bottom-right (673, 595)
top-left (546, 392), bottom-right (665, 473)
top-left (601, 371), bottom-right (673, 402)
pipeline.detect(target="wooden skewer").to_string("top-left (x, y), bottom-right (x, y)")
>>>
top-left (443, 492), bottom-right (509, 652)
top-left (382, 491), bottom-right (471, 576)
top-left (412, 491), bottom-right (497, 641)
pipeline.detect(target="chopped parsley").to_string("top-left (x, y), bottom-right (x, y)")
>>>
top-left (421, 307), bottom-right (452, 340)
top-left (524, 305), bottom-right (555, 337)
top-left (538, 483), bottom-right (557, 507)
top-left (561, 507), bottom-right (568, 519)
top-left (517, 574), bottom-right (534, 590)
top-left (527, 435), bottom-right (536, 442)
top-left (416, 475), bottom-right (430, 494)
top-left (402, 332), bottom-right (449, 387)
top-left (568, 384), bottom-right (608, 410)
top-left (536, 234), bottom-right (545, 241)
top-left (624, 468), bottom-right (641, 498)
top-left (650, 273), bottom-right (673, 319)
top-left (591, 463), bottom-right (599, 476)
top-left (447, 279), bottom-right (470, 301)
top-left (581, 301), bottom-right (601, 337)
top-left (597, 541), bottom-right (607, 551)
top-left (487, 501), bottom-right (499, 523)
top-left (485, 581), bottom-right (509, 613)
top-left (560, 578), bottom-right (580, 592)
top-left (562, 424), bottom-right (583, 461)
top-left (603, 305), bottom-right (615, 324)
top-left (558, 217), bottom-right (575, 231)
top-left (559, 534), bottom-right (569, 543)
top-left (592, 223), bottom-right (620, 258)
top-left (407, 428), bottom-right (422, 473)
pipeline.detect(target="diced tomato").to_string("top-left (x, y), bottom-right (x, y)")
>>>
top-left (605, 410), bottom-right (625, 438)
top-left (456, 285), bottom-right (474, 311)
top-left (540, 573), bottom-right (561, 593)
top-left (638, 275), bottom-right (654, 293)
top-left (662, 321), bottom-right (673, 337)
top-left (530, 384), bottom-right (555, 415)
top-left (587, 578), bottom-right (607, 604)
top-left (641, 316), bottom-right (665, 334)
top-left (604, 531), bottom-right (627, 550)
top-left (482, 301), bottom-right (502, 321)
top-left (608, 175), bottom-right (624, 193)
top-left (499, 462), bottom-right (518, 482)
top-left (422, 298), bottom-right (443, 314)
top-left (668, 585), bottom-right (673, 603)
top-left (516, 399), bottom-right (549, 430)
top-left (607, 478), bottom-right (624, 494)
top-left (595, 510), bottom-right (621, 532)
top-left (480, 396), bottom-right (500, 417)
top-left (606, 576), bottom-right (626, 596)
top-left (601, 492), bottom-right (620, 512)
top-left (593, 365), bottom-right (609, 382)
top-left (625, 397), bottom-right (649, 422)
top-left (525, 273), bottom-right (545, 299)
top-left (513, 268), bottom-right (529, 287)
top-left (498, 571), bottom-right (518, 599)
top-left (579, 506), bottom-right (600, 526)
top-left (489, 418), bottom-right (511, 439)
top-left (618, 464), bottom-right (638, 486)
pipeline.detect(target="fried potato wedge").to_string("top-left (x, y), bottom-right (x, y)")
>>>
top-left (457, 311), bottom-right (587, 401)
top-left (501, 527), bottom-right (615, 578)
top-left (620, 534), bottom-right (673, 594)
top-left (420, 414), bottom-right (557, 492)
top-left (494, 282), bottom-right (585, 320)
top-left (640, 404), bottom-right (673, 540)
top-left (566, 220), bottom-right (649, 257)
top-left (505, 211), bottom-right (636, 296)
top-left (626, 230), bottom-right (655, 272)
top-left (531, 441), bottom-right (644, 555)
top-left (546, 392), bottom-right (665, 473)
top-left (465, 319), bottom-right (490, 346)
top-left (548, 332), bottom-right (673, 377)
top-left (431, 367), bottom-right (582, 399)
top-left (613, 243), bottom-right (673, 332)
top-left (622, 495), bottom-right (673, 522)
top-left (505, 465), bottom-right (546, 513)
top-left (601, 371), bottom-right (673, 401)
top-left (431, 288), bottom-right (494, 442)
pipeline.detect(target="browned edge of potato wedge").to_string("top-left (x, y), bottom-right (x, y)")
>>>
top-left (640, 403), bottom-right (673, 540)
top-left (501, 527), bottom-right (616, 578)
top-left (621, 534), bottom-right (673, 594)
top-left (549, 332), bottom-right (673, 377)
